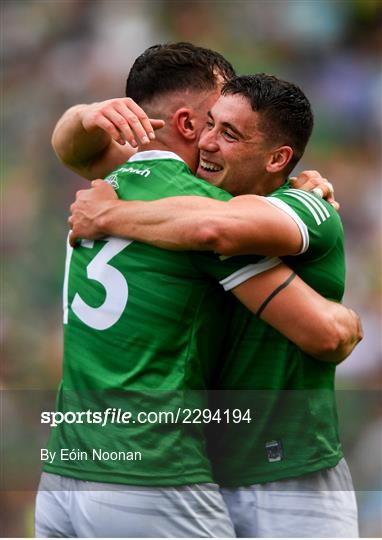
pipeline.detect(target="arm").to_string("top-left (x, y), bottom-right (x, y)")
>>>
top-left (67, 184), bottom-right (361, 364)
top-left (68, 177), bottom-right (336, 255)
top-left (68, 186), bottom-right (303, 255)
top-left (52, 98), bottom-right (165, 179)
top-left (231, 264), bottom-right (362, 364)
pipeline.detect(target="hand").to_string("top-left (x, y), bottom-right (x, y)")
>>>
top-left (290, 171), bottom-right (339, 211)
top-left (81, 98), bottom-right (165, 148)
top-left (68, 180), bottom-right (117, 246)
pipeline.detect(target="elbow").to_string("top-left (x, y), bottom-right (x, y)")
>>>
top-left (311, 333), bottom-right (345, 364)
top-left (302, 335), bottom-right (339, 363)
top-left (51, 129), bottom-right (68, 166)
top-left (51, 129), bottom-right (60, 157)
top-left (307, 313), bottom-right (363, 364)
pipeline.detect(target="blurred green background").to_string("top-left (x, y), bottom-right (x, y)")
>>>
top-left (2, 0), bottom-right (381, 536)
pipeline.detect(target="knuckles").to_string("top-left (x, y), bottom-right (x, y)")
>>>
top-left (75, 190), bottom-right (87, 200)
top-left (302, 170), bottom-right (320, 177)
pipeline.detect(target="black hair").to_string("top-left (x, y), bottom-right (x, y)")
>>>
top-left (222, 74), bottom-right (314, 172)
top-left (125, 42), bottom-right (235, 105)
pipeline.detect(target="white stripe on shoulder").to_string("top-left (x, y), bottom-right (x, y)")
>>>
top-left (128, 150), bottom-right (185, 163)
top-left (282, 191), bottom-right (322, 225)
top-left (267, 197), bottom-right (309, 254)
top-left (219, 257), bottom-right (281, 291)
top-left (292, 189), bottom-right (331, 219)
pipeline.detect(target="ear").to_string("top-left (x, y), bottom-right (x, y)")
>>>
top-left (173, 108), bottom-right (198, 141)
top-left (266, 146), bottom-right (294, 173)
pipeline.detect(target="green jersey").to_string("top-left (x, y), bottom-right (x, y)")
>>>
top-left (45, 151), bottom-right (279, 486)
top-left (209, 183), bottom-right (346, 486)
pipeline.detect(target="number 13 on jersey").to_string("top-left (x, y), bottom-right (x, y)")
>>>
top-left (63, 236), bottom-right (133, 331)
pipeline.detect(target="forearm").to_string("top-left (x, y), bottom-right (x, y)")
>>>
top-left (98, 197), bottom-right (227, 250)
top-left (261, 292), bottom-right (363, 364)
top-left (52, 105), bottom-right (111, 176)
top-left (96, 194), bottom-right (299, 256)
top-left (232, 268), bottom-right (362, 364)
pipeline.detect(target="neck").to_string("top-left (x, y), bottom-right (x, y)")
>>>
top-left (137, 94), bottom-right (204, 174)
top-left (248, 172), bottom-right (287, 196)
top-left (136, 135), bottom-right (198, 173)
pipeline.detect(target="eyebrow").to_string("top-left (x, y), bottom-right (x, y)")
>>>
top-left (207, 111), bottom-right (245, 139)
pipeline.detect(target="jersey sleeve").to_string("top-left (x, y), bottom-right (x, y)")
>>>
top-left (189, 252), bottom-right (281, 291)
top-left (266, 189), bottom-right (343, 259)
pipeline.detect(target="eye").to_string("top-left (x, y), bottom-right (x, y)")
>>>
top-left (205, 120), bottom-right (214, 129)
top-left (223, 130), bottom-right (237, 141)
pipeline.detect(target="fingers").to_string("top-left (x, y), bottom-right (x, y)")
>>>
top-left (118, 98), bottom-right (156, 142)
top-left (310, 180), bottom-right (338, 208)
top-left (86, 112), bottom-right (127, 146)
top-left (69, 229), bottom-right (78, 248)
top-left (74, 181), bottom-right (116, 202)
top-left (311, 187), bottom-right (324, 198)
top-left (68, 195), bottom-right (108, 246)
top-left (84, 98), bottom-right (165, 148)
top-left (150, 119), bottom-right (166, 131)
top-left (290, 177), bottom-right (318, 192)
top-left (294, 170), bottom-right (321, 181)
top-left (291, 171), bottom-right (339, 210)
top-left (100, 106), bottom-right (139, 147)
top-left (323, 181), bottom-right (339, 209)
top-left (67, 215), bottom-right (78, 247)
top-left (313, 184), bottom-right (338, 207)
top-left (91, 179), bottom-right (104, 188)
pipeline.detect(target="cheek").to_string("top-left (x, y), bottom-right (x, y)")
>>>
top-left (222, 148), bottom-right (239, 168)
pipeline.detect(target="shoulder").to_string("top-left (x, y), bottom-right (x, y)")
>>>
top-left (268, 188), bottom-right (340, 226)
top-left (267, 188), bottom-right (343, 257)
top-left (109, 156), bottom-right (232, 201)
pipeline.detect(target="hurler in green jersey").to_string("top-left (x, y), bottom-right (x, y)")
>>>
top-left (44, 150), bottom-right (279, 486)
top-left (209, 183), bottom-right (346, 486)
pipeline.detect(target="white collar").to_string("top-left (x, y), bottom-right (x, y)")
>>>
top-left (128, 150), bottom-right (185, 164)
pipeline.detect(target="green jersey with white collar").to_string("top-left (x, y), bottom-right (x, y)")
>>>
top-left (45, 151), bottom-right (279, 486)
top-left (209, 183), bottom-right (346, 486)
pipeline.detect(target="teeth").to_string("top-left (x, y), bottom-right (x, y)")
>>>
top-left (200, 159), bottom-right (222, 172)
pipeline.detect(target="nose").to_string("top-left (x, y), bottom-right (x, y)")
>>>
top-left (199, 127), bottom-right (219, 152)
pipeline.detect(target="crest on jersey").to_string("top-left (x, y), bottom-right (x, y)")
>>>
top-left (265, 440), bottom-right (283, 462)
top-left (104, 175), bottom-right (119, 190)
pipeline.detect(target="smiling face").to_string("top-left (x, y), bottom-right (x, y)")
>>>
top-left (196, 94), bottom-right (278, 195)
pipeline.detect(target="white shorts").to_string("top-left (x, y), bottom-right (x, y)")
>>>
top-left (35, 472), bottom-right (235, 537)
top-left (220, 458), bottom-right (358, 538)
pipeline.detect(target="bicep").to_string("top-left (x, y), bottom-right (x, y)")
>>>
top-left (267, 191), bottom-right (340, 258)
top-left (215, 195), bottom-right (303, 256)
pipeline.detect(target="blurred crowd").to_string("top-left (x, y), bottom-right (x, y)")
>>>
top-left (2, 0), bottom-right (381, 536)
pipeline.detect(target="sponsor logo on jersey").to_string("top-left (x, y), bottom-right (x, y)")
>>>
top-left (104, 175), bottom-right (119, 190)
top-left (120, 166), bottom-right (151, 178)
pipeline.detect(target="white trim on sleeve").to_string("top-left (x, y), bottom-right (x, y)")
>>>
top-left (292, 189), bottom-right (330, 219)
top-left (219, 257), bottom-right (281, 291)
top-left (281, 190), bottom-right (331, 226)
top-left (266, 196), bottom-right (310, 255)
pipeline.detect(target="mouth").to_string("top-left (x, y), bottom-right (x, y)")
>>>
top-left (199, 158), bottom-right (223, 173)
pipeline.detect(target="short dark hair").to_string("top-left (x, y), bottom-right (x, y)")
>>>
top-left (125, 42), bottom-right (235, 105)
top-left (222, 74), bottom-right (314, 173)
